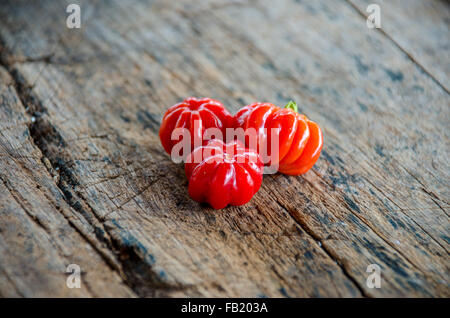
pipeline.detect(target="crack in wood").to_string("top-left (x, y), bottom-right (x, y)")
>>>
top-left (0, 52), bottom-right (189, 296)
top-left (345, 0), bottom-right (450, 94)
top-left (274, 198), bottom-right (368, 297)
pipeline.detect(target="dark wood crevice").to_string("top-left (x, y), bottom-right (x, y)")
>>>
top-left (0, 51), bottom-right (187, 297)
top-left (274, 198), bottom-right (369, 297)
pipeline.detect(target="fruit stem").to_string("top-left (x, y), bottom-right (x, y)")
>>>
top-left (284, 101), bottom-right (298, 113)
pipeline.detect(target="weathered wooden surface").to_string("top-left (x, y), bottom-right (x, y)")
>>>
top-left (0, 0), bottom-right (448, 297)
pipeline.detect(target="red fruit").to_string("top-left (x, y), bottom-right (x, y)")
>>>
top-left (159, 97), bottom-right (232, 157)
top-left (185, 139), bottom-right (263, 209)
top-left (233, 101), bottom-right (323, 175)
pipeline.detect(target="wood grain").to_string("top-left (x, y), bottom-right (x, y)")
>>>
top-left (0, 67), bottom-right (134, 297)
top-left (349, 0), bottom-right (450, 92)
top-left (0, 0), bottom-right (448, 297)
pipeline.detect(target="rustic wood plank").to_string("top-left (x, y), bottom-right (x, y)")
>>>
top-left (0, 0), bottom-right (448, 297)
top-left (0, 67), bottom-right (134, 297)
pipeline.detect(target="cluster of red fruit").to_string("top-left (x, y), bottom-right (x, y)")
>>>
top-left (159, 97), bottom-right (323, 209)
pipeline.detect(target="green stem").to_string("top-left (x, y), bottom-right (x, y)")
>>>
top-left (284, 101), bottom-right (298, 113)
